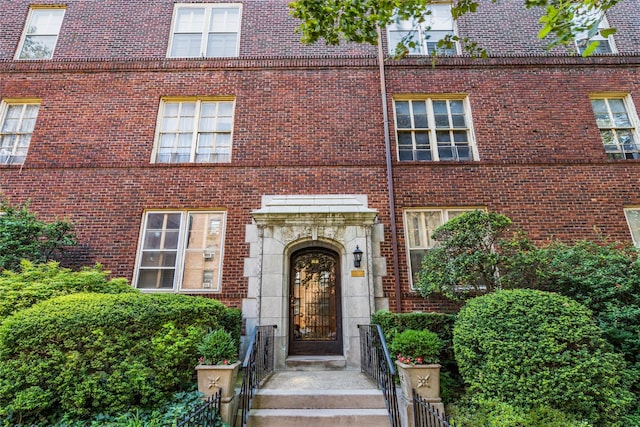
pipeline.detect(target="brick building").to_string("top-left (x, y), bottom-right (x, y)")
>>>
top-left (1, 0), bottom-right (640, 368)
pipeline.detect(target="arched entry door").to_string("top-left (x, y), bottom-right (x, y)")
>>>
top-left (289, 248), bottom-right (342, 355)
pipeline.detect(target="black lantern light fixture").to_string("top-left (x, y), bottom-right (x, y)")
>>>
top-left (353, 245), bottom-right (363, 268)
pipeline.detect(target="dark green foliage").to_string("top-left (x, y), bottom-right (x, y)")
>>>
top-left (0, 261), bottom-right (135, 322)
top-left (415, 210), bottom-right (515, 301)
top-left (0, 200), bottom-right (76, 272)
top-left (371, 310), bottom-right (462, 400)
top-left (454, 289), bottom-right (634, 426)
top-left (0, 292), bottom-right (242, 424)
top-left (219, 306), bottom-right (242, 347)
top-left (448, 397), bottom-right (592, 427)
top-left (389, 329), bottom-right (441, 364)
top-left (197, 329), bottom-right (239, 365)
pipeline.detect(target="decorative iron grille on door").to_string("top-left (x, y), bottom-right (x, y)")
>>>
top-left (289, 249), bottom-right (342, 355)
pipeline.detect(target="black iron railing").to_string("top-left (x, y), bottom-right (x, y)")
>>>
top-left (234, 324), bottom-right (277, 427)
top-left (174, 389), bottom-right (222, 427)
top-left (359, 324), bottom-right (400, 427)
top-left (413, 389), bottom-right (451, 427)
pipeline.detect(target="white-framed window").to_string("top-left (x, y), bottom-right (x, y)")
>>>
top-left (134, 210), bottom-right (226, 292)
top-left (387, 4), bottom-right (457, 56)
top-left (168, 3), bottom-right (241, 58)
top-left (590, 95), bottom-right (640, 160)
top-left (573, 7), bottom-right (616, 55)
top-left (624, 208), bottom-right (640, 247)
top-left (404, 208), bottom-right (479, 288)
top-left (394, 97), bottom-right (476, 161)
top-left (16, 7), bottom-right (65, 60)
top-left (152, 99), bottom-right (234, 163)
top-left (0, 100), bottom-right (40, 165)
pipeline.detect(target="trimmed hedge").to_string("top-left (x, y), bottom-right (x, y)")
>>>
top-left (0, 292), bottom-right (241, 424)
top-left (0, 261), bottom-right (135, 322)
top-left (454, 289), bottom-right (633, 426)
top-left (371, 310), bottom-right (461, 399)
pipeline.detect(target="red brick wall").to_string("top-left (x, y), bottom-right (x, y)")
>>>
top-left (2, 0), bottom-right (640, 313)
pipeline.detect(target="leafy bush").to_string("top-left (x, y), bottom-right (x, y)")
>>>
top-left (389, 329), bottom-right (441, 364)
top-left (371, 310), bottom-right (462, 400)
top-left (0, 200), bottom-right (76, 272)
top-left (0, 261), bottom-right (135, 322)
top-left (197, 329), bottom-right (239, 365)
top-left (414, 210), bottom-right (515, 301)
top-left (0, 292), bottom-right (241, 424)
top-left (448, 397), bottom-right (592, 427)
top-left (454, 289), bottom-right (634, 426)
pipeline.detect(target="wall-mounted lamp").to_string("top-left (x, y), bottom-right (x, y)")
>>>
top-left (353, 245), bottom-right (363, 268)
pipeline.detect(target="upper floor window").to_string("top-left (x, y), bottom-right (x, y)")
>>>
top-left (0, 101), bottom-right (40, 165)
top-left (388, 4), bottom-right (456, 56)
top-left (168, 4), bottom-right (241, 58)
top-left (404, 208), bottom-right (478, 288)
top-left (16, 8), bottom-right (65, 59)
top-left (153, 99), bottom-right (234, 163)
top-left (134, 210), bottom-right (226, 292)
top-left (394, 97), bottom-right (475, 161)
top-left (624, 208), bottom-right (640, 247)
top-left (590, 96), bottom-right (640, 160)
top-left (573, 7), bottom-right (615, 55)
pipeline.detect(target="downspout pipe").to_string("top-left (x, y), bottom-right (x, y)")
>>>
top-left (377, 26), bottom-right (402, 312)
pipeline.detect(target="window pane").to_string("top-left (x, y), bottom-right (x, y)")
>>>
top-left (19, 36), bottom-right (57, 59)
top-left (176, 8), bottom-right (205, 32)
top-left (206, 34), bottom-right (238, 57)
top-left (211, 8), bottom-right (240, 32)
top-left (171, 34), bottom-right (202, 57)
top-left (30, 9), bottom-right (65, 34)
top-left (626, 209), bottom-right (640, 246)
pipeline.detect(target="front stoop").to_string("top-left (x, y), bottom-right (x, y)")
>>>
top-left (245, 371), bottom-right (391, 427)
top-left (285, 355), bottom-right (347, 370)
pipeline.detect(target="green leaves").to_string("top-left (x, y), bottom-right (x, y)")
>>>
top-left (0, 200), bottom-right (76, 272)
top-left (290, 0), bottom-right (621, 57)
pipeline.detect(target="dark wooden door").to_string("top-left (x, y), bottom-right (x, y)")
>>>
top-left (289, 248), bottom-right (342, 355)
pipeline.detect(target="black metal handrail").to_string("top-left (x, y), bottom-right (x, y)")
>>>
top-left (234, 324), bottom-right (277, 427)
top-left (359, 324), bottom-right (400, 427)
top-left (413, 389), bottom-right (451, 427)
top-left (174, 389), bottom-right (222, 427)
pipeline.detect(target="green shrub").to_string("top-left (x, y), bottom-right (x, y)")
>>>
top-left (0, 292), bottom-right (241, 424)
top-left (389, 329), bottom-right (441, 364)
top-left (448, 397), bottom-right (592, 427)
top-left (0, 261), bottom-right (135, 322)
top-left (371, 310), bottom-right (462, 400)
top-left (197, 329), bottom-right (239, 365)
top-left (0, 200), bottom-right (76, 272)
top-left (454, 289), bottom-right (633, 426)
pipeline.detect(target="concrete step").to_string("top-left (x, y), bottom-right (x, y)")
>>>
top-left (252, 389), bottom-right (386, 409)
top-left (245, 370), bottom-right (391, 427)
top-left (247, 408), bottom-right (391, 427)
top-left (285, 355), bottom-right (347, 370)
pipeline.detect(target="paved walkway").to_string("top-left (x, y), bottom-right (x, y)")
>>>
top-left (261, 370), bottom-right (378, 391)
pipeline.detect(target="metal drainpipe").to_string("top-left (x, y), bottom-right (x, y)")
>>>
top-left (377, 26), bottom-right (402, 312)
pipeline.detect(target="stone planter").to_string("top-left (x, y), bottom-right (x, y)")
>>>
top-left (395, 361), bottom-right (441, 400)
top-left (196, 361), bottom-right (241, 399)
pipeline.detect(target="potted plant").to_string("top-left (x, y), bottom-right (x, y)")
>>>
top-left (195, 328), bottom-right (241, 399)
top-left (390, 329), bottom-right (443, 399)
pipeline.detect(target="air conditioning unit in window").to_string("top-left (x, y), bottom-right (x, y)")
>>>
top-left (202, 279), bottom-right (212, 289)
top-left (203, 250), bottom-right (215, 260)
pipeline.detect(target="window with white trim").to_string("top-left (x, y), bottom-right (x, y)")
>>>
top-left (134, 211), bottom-right (226, 292)
top-left (168, 4), bottom-right (241, 58)
top-left (624, 208), bottom-right (640, 247)
top-left (590, 96), bottom-right (640, 159)
top-left (153, 99), bottom-right (234, 163)
top-left (394, 98), bottom-right (475, 161)
top-left (387, 4), bottom-right (457, 56)
top-left (404, 208), bottom-right (478, 288)
top-left (573, 7), bottom-right (615, 55)
top-left (16, 8), bottom-right (65, 59)
top-left (0, 101), bottom-right (40, 165)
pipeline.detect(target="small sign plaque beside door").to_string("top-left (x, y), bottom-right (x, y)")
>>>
top-left (351, 269), bottom-right (365, 277)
